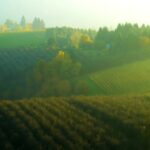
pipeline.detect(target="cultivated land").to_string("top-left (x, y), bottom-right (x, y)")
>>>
top-left (87, 59), bottom-right (150, 95)
top-left (0, 96), bottom-right (150, 150)
top-left (0, 25), bottom-right (150, 149)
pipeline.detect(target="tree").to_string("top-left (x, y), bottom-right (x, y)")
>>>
top-left (29, 51), bottom-right (82, 96)
top-left (25, 23), bottom-right (33, 32)
top-left (0, 25), bottom-right (8, 32)
top-left (94, 27), bottom-right (112, 50)
top-left (73, 80), bottom-right (89, 94)
top-left (32, 17), bottom-right (45, 31)
top-left (79, 34), bottom-right (93, 50)
top-left (5, 19), bottom-right (16, 31)
top-left (20, 16), bottom-right (26, 28)
top-left (70, 31), bottom-right (82, 49)
top-left (56, 80), bottom-right (71, 96)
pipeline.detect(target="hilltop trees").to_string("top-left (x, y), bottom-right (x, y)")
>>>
top-left (20, 16), bottom-right (26, 28)
top-left (46, 27), bottom-right (74, 50)
top-left (4, 19), bottom-right (17, 31)
top-left (46, 27), bottom-right (96, 50)
top-left (94, 23), bottom-right (150, 52)
top-left (20, 16), bottom-right (26, 27)
top-left (95, 27), bottom-right (113, 50)
top-left (70, 31), bottom-right (82, 49)
top-left (0, 16), bottom-right (45, 33)
top-left (79, 34), bottom-right (93, 50)
top-left (0, 24), bottom-right (8, 32)
top-left (32, 17), bottom-right (45, 31)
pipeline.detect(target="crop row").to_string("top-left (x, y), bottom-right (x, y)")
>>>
top-left (0, 96), bottom-right (150, 149)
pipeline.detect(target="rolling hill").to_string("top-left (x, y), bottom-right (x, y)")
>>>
top-left (0, 96), bottom-right (150, 150)
top-left (83, 58), bottom-right (150, 96)
top-left (0, 27), bottom-right (150, 150)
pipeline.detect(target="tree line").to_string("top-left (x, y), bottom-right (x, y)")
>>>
top-left (0, 16), bottom-right (45, 32)
top-left (46, 23), bottom-right (150, 52)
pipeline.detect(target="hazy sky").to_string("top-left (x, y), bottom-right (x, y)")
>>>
top-left (1, 0), bottom-right (150, 29)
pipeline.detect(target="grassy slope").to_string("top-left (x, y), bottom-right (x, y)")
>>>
top-left (0, 31), bottom-right (55, 76)
top-left (0, 96), bottom-right (150, 150)
top-left (83, 59), bottom-right (150, 95)
top-left (0, 32), bottom-right (46, 48)
top-left (0, 31), bottom-right (57, 99)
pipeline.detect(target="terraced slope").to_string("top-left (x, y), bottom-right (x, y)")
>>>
top-left (88, 59), bottom-right (150, 95)
top-left (0, 96), bottom-right (149, 150)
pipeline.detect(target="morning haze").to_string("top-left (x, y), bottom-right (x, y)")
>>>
top-left (1, 0), bottom-right (150, 29)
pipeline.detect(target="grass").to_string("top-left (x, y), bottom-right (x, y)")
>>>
top-left (0, 96), bottom-right (149, 150)
top-left (84, 59), bottom-right (150, 95)
top-left (0, 31), bottom-right (46, 48)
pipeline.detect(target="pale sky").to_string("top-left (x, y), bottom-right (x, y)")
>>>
top-left (1, 0), bottom-right (150, 29)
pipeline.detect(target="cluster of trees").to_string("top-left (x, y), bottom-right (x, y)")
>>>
top-left (0, 16), bottom-right (45, 32)
top-left (28, 51), bottom-right (89, 96)
top-left (46, 27), bottom-right (96, 50)
top-left (29, 51), bottom-right (89, 97)
top-left (46, 24), bottom-right (150, 52)
top-left (95, 23), bottom-right (150, 52)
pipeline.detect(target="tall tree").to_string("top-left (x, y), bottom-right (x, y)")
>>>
top-left (32, 17), bottom-right (45, 31)
top-left (20, 16), bottom-right (26, 28)
top-left (5, 19), bottom-right (16, 31)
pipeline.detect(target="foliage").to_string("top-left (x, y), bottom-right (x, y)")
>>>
top-left (29, 51), bottom-right (83, 96)
top-left (20, 16), bottom-right (26, 28)
top-left (0, 16), bottom-right (45, 33)
top-left (32, 17), bottom-right (45, 31)
top-left (46, 27), bottom-right (96, 50)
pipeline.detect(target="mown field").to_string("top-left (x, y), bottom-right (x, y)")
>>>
top-left (0, 32), bottom-right (46, 48)
top-left (0, 96), bottom-right (150, 150)
top-left (85, 58), bottom-right (150, 95)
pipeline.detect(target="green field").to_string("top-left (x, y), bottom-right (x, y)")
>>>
top-left (83, 59), bottom-right (150, 95)
top-left (0, 96), bottom-right (149, 150)
top-left (0, 32), bottom-right (46, 48)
